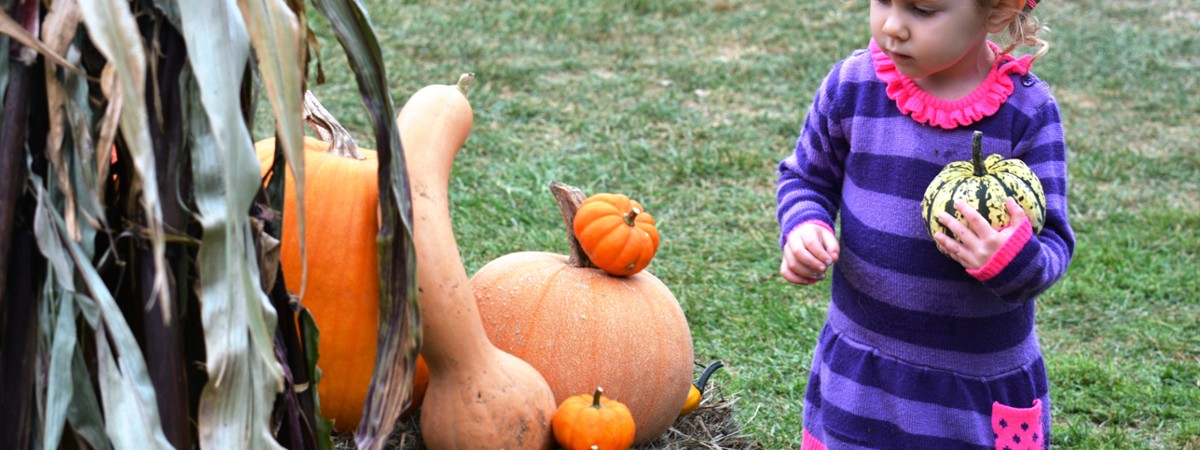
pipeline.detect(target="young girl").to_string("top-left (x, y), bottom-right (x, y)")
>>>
top-left (776, 0), bottom-right (1073, 448)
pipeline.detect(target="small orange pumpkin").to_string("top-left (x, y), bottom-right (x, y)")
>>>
top-left (552, 388), bottom-right (636, 450)
top-left (573, 193), bottom-right (659, 276)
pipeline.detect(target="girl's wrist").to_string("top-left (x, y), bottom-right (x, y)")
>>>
top-left (967, 217), bottom-right (1033, 281)
top-left (797, 219), bottom-right (835, 236)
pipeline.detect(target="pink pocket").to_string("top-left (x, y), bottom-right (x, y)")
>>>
top-left (801, 429), bottom-right (827, 450)
top-left (992, 399), bottom-right (1044, 450)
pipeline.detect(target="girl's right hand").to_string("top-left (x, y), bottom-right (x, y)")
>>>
top-left (780, 222), bottom-right (840, 285)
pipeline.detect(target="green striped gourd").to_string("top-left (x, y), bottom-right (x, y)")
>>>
top-left (921, 131), bottom-right (1046, 241)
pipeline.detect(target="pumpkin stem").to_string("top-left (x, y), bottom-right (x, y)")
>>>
top-left (623, 208), bottom-right (640, 227)
top-left (550, 181), bottom-right (597, 269)
top-left (591, 387), bottom-right (605, 409)
top-left (694, 360), bottom-right (725, 391)
top-left (303, 90), bottom-right (366, 160)
top-left (456, 73), bottom-right (475, 96)
top-left (970, 130), bottom-right (987, 177)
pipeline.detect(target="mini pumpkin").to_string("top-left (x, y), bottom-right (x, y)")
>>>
top-left (552, 388), bottom-right (636, 450)
top-left (573, 193), bottom-right (659, 277)
top-left (921, 131), bottom-right (1046, 242)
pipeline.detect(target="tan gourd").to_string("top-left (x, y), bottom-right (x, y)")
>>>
top-left (400, 73), bottom-right (556, 449)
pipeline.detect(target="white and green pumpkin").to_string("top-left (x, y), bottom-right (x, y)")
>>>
top-left (921, 131), bottom-right (1046, 241)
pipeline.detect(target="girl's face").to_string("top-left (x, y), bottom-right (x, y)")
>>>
top-left (870, 0), bottom-right (994, 85)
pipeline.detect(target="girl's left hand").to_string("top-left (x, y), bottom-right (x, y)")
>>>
top-left (933, 198), bottom-right (1027, 269)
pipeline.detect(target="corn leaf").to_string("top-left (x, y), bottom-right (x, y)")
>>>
top-left (63, 49), bottom-right (108, 237)
top-left (175, 0), bottom-right (286, 440)
top-left (31, 171), bottom-right (174, 450)
top-left (299, 308), bottom-right (334, 450)
top-left (41, 272), bottom-right (113, 450)
top-left (38, 223), bottom-right (108, 450)
top-left (40, 0), bottom-right (83, 241)
top-left (41, 277), bottom-right (77, 450)
top-left (149, 0), bottom-right (181, 30)
top-left (236, 0), bottom-right (309, 296)
top-left (0, 8), bottom-right (83, 75)
top-left (308, 2), bottom-right (419, 449)
top-left (77, 0), bottom-right (171, 321)
top-left (66, 336), bottom-right (112, 450)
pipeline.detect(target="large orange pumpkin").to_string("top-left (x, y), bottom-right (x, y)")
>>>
top-left (255, 136), bottom-right (428, 429)
top-left (471, 182), bottom-right (693, 444)
top-left (256, 136), bottom-right (378, 430)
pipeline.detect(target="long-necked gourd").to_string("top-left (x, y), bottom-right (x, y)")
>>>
top-left (400, 74), bottom-right (556, 449)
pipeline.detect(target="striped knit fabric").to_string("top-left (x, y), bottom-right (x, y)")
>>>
top-left (777, 42), bottom-right (1074, 449)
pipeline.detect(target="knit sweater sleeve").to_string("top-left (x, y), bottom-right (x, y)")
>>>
top-left (777, 64), bottom-right (849, 248)
top-left (972, 99), bottom-right (1075, 303)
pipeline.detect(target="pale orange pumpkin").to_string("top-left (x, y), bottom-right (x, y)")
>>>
top-left (472, 182), bottom-right (693, 444)
top-left (255, 135), bottom-right (379, 430)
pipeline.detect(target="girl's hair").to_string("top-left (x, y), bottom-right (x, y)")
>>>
top-left (986, 0), bottom-right (1050, 61)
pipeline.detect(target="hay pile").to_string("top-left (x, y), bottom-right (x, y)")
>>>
top-left (332, 385), bottom-right (763, 450)
top-left (639, 386), bottom-right (763, 450)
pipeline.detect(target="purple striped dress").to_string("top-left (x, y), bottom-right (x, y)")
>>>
top-left (777, 41), bottom-right (1074, 450)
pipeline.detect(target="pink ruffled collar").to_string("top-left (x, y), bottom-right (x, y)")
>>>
top-left (869, 40), bottom-right (1033, 130)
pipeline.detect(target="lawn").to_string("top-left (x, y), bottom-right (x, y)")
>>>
top-left (277, 1), bottom-right (1200, 448)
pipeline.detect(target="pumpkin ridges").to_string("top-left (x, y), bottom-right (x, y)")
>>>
top-left (588, 223), bottom-right (633, 266)
top-left (578, 215), bottom-right (623, 242)
top-left (992, 169), bottom-right (1046, 227)
top-left (638, 216), bottom-right (660, 249)
top-left (608, 229), bottom-right (652, 273)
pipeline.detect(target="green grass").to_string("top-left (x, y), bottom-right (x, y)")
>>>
top-left (270, 1), bottom-right (1200, 448)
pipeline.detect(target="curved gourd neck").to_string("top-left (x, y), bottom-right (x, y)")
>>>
top-left (400, 78), bottom-right (492, 371)
top-left (411, 181), bottom-right (493, 369)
